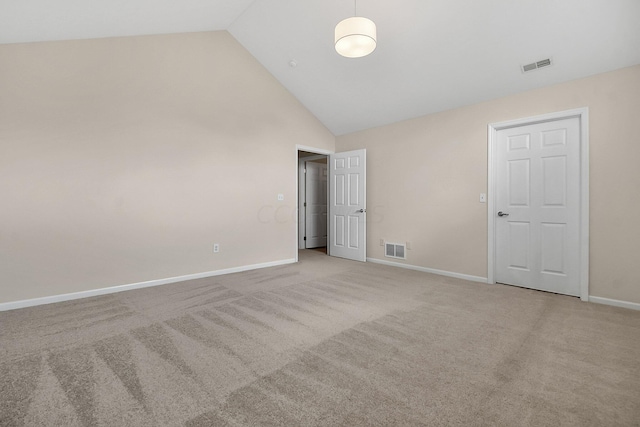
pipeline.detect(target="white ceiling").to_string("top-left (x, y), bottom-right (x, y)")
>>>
top-left (2, 0), bottom-right (640, 135)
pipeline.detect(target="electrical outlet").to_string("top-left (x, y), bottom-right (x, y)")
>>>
top-left (213, 244), bottom-right (220, 253)
top-left (380, 239), bottom-right (384, 246)
top-left (277, 194), bottom-right (284, 201)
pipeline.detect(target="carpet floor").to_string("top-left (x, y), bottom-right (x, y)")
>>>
top-left (1, 250), bottom-right (639, 426)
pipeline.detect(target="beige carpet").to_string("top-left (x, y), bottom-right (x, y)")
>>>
top-left (1, 250), bottom-right (639, 426)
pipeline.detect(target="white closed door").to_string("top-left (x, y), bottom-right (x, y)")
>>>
top-left (305, 161), bottom-right (328, 248)
top-left (329, 149), bottom-right (366, 262)
top-left (496, 117), bottom-right (580, 296)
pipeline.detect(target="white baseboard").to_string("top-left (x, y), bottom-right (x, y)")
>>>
top-left (367, 257), bottom-right (488, 283)
top-left (6, 257), bottom-right (637, 313)
top-left (367, 259), bottom-right (640, 311)
top-left (0, 259), bottom-right (297, 312)
top-left (588, 296), bottom-right (640, 311)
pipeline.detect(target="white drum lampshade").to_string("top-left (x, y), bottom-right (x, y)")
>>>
top-left (335, 16), bottom-right (377, 58)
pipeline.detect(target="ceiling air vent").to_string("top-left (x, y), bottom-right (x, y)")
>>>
top-left (522, 58), bottom-right (553, 73)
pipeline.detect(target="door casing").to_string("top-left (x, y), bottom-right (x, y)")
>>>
top-left (298, 154), bottom-right (328, 249)
top-left (296, 145), bottom-right (333, 262)
top-left (488, 108), bottom-right (589, 301)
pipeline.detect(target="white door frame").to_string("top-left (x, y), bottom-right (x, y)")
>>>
top-left (487, 108), bottom-right (589, 301)
top-left (295, 145), bottom-right (334, 262)
top-left (298, 154), bottom-right (328, 250)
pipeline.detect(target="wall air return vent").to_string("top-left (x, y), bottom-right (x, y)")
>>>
top-left (385, 242), bottom-right (406, 259)
top-left (522, 58), bottom-right (553, 73)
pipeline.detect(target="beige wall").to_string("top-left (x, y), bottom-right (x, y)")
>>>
top-left (1, 30), bottom-right (638, 307)
top-left (337, 65), bottom-right (640, 304)
top-left (0, 31), bottom-right (334, 304)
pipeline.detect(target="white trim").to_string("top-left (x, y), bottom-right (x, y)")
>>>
top-left (367, 257), bottom-right (488, 283)
top-left (487, 107), bottom-right (589, 301)
top-left (296, 145), bottom-right (333, 156)
top-left (298, 157), bottom-right (306, 250)
top-left (0, 259), bottom-right (296, 312)
top-left (589, 296), bottom-right (640, 311)
top-left (579, 109), bottom-right (590, 301)
top-left (298, 155), bottom-right (329, 250)
top-left (487, 123), bottom-right (497, 285)
top-left (296, 145), bottom-right (334, 261)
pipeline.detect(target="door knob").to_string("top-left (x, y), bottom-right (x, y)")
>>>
top-left (497, 211), bottom-right (509, 217)
top-left (356, 209), bottom-right (366, 213)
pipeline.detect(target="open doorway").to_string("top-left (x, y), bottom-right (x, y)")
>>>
top-left (298, 150), bottom-right (329, 256)
top-left (296, 146), bottom-right (367, 263)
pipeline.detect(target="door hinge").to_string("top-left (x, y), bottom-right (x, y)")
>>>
top-left (304, 236), bottom-right (306, 241)
top-left (303, 168), bottom-right (307, 173)
top-left (304, 202), bottom-right (307, 207)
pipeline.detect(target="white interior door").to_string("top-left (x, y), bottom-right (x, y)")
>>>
top-left (305, 161), bottom-right (327, 248)
top-left (329, 149), bottom-right (366, 262)
top-left (495, 117), bottom-right (581, 296)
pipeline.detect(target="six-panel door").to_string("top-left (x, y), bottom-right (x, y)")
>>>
top-left (495, 118), bottom-right (580, 296)
top-left (329, 149), bottom-right (366, 262)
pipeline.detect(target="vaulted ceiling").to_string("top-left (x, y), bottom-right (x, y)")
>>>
top-left (2, 0), bottom-right (639, 135)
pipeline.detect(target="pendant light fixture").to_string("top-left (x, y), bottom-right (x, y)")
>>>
top-left (335, 0), bottom-right (377, 58)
